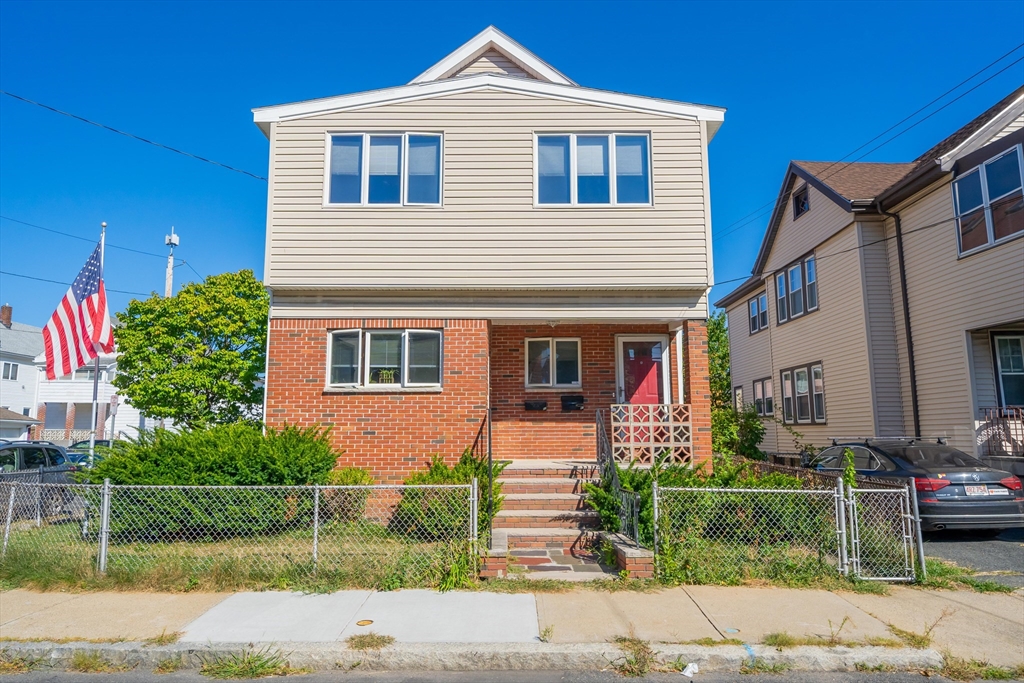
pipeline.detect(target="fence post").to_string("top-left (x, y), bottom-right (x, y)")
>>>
top-left (35, 465), bottom-right (43, 527)
top-left (2, 483), bottom-right (16, 557)
top-left (846, 484), bottom-right (860, 578)
top-left (651, 481), bottom-right (659, 568)
top-left (312, 484), bottom-right (320, 572)
top-left (470, 478), bottom-right (479, 548)
top-left (98, 478), bottom-right (111, 574)
top-left (908, 478), bottom-right (927, 581)
top-left (835, 478), bottom-right (848, 576)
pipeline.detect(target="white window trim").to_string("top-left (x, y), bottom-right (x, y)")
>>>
top-left (1, 362), bottom-right (16, 381)
top-left (994, 334), bottom-right (1024, 407)
top-left (322, 132), bottom-right (444, 208)
top-left (614, 334), bottom-right (673, 404)
top-left (525, 337), bottom-right (582, 389)
top-left (753, 377), bottom-right (774, 416)
top-left (325, 329), bottom-right (363, 387)
top-left (811, 363), bottom-right (826, 422)
top-left (533, 132), bottom-right (653, 207)
top-left (776, 273), bottom-right (788, 323)
top-left (325, 328), bottom-right (443, 389)
top-left (748, 293), bottom-right (768, 334)
top-left (793, 367), bottom-right (811, 424)
top-left (781, 370), bottom-right (793, 423)
top-left (953, 144), bottom-right (1024, 256)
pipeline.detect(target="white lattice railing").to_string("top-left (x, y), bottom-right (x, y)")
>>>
top-left (38, 429), bottom-right (93, 443)
top-left (610, 403), bottom-right (692, 465)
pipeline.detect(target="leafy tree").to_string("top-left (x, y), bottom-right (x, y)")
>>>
top-left (707, 310), bottom-right (731, 409)
top-left (112, 270), bottom-right (269, 428)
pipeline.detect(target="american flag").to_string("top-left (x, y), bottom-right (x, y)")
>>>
top-left (43, 241), bottom-right (115, 380)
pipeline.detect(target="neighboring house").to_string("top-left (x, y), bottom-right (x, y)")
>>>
top-left (716, 86), bottom-right (1024, 466)
top-left (31, 351), bottom-right (159, 445)
top-left (0, 406), bottom-right (39, 440)
top-left (253, 26), bottom-right (724, 482)
top-left (0, 304), bottom-right (44, 422)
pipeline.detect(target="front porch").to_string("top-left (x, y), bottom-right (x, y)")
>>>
top-left (970, 323), bottom-right (1023, 467)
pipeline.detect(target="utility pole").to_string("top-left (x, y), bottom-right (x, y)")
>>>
top-left (165, 227), bottom-right (179, 297)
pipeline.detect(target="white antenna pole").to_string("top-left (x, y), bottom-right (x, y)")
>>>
top-left (165, 226), bottom-right (179, 298)
top-left (88, 222), bottom-right (106, 467)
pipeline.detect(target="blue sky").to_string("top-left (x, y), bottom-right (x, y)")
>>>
top-left (1, 0), bottom-right (1022, 327)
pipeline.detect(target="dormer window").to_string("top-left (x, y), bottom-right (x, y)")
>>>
top-left (536, 133), bottom-right (651, 206)
top-left (326, 133), bottom-right (442, 206)
top-left (793, 187), bottom-right (810, 219)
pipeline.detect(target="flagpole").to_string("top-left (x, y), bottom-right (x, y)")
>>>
top-left (88, 222), bottom-right (106, 467)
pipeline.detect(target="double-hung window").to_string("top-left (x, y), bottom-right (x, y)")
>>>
top-left (536, 133), bottom-right (651, 205)
top-left (753, 378), bottom-right (773, 416)
top-left (526, 338), bottom-right (581, 388)
top-left (748, 293), bottom-right (768, 334)
top-left (327, 133), bottom-right (442, 206)
top-left (953, 144), bottom-right (1024, 255)
top-left (780, 363), bottom-right (825, 424)
top-left (1, 362), bottom-right (17, 381)
top-left (734, 386), bottom-right (744, 411)
top-left (328, 329), bottom-right (442, 388)
top-left (776, 254), bottom-right (818, 323)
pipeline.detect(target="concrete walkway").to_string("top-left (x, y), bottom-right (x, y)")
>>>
top-left (2, 585), bottom-right (1022, 666)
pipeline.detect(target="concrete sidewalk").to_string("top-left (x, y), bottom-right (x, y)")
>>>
top-left (2, 585), bottom-right (1022, 667)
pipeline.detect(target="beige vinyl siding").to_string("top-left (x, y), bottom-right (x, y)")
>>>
top-left (893, 177), bottom-right (1024, 452)
top-left (268, 90), bottom-right (709, 296)
top-left (764, 183), bottom-right (851, 273)
top-left (986, 111), bottom-right (1024, 144)
top-left (970, 332), bottom-right (998, 410)
top-left (882, 217), bottom-right (916, 436)
top-left (725, 293), bottom-right (779, 452)
top-left (857, 221), bottom-right (905, 436)
top-left (450, 49), bottom-right (533, 78)
top-left (767, 223), bottom-right (875, 448)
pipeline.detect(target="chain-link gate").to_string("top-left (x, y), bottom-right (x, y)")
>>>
top-left (844, 486), bottom-right (917, 581)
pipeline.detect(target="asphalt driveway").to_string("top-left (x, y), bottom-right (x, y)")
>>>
top-left (923, 527), bottom-right (1024, 587)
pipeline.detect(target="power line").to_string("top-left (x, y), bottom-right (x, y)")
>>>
top-left (712, 43), bottom-right (1024, 243)
top-left (0, 215), bottom-right (166, 258)
top-left (0, 90), bottom-right (267, 181)
top-left (179, 260), bottom-right (204, 281)
top-left (0, 269), bottom-right (150, 297)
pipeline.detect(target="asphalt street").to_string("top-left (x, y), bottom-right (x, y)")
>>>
top-left (0, 672), bottom-right (967, 683)
top-left (923, 527), bottom-right (1024, 587)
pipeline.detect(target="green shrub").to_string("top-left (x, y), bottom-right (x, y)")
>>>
top-left (392, 449), bottom-right (506, 541)
top-left (711, 405), bottom-right (765, 458)
top-left (322, 467), bottom-right (375, 522)
top-left (75, 423), bottom-right (340, 541)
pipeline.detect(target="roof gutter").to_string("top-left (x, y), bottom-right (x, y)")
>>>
top-left (875, 200), bottom-right (921, 438)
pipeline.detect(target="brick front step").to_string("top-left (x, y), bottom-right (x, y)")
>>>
top-left (502, 528), bottom-right (598, 551)
top-left (499, 478), bottom-right (595, 494)
top-left (493, 509), bottom-right (599, 529)
top-left (503, 493), bottom-right (589, 511)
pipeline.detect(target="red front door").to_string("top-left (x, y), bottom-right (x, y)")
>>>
top-left (620, 340), bottom-right (665, 404)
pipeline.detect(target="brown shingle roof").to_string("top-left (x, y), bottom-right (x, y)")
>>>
top-left (0, 407), bottom-right (39, 424)
top-left (792, 161), bottom-right (917, 202)
top-left (911, 84), bottom-right (1024, 166)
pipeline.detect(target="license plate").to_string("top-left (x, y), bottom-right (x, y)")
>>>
top-left (964, 485), bottom-right (988, 496)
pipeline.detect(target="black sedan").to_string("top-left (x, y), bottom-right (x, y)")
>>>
top-left (808, 438), bottom-right (1024, 531)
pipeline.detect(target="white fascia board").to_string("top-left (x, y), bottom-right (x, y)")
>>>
top-left (409, 26), bottom-right (576, 86)
top-left (938, 93), bottom-right (1024, 172)
top-left (252, 74), bottom-right (726, 127)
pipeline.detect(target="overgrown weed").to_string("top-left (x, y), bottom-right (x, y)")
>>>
top-left (200, 646), bottom-right (306, 679)
top-left (68, 651), bottom-right (132, 673)
top-left (613, 629), bottom-right (658, 677)
top-left (0, 650), bottom-right (36, 674)
top-left (144, 630), bottom-right (182, 646)
top-left (345, 633), bottom-right (395, 651)
top-left (941, 653), bottom-right (1024, 681)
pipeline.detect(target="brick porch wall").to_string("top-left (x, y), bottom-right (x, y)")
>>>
top-left (489, 323), bottom-right (683, 460)
top-left (265, 318), bottom-right (489, 483)
top-left (683, 320), bottom-right (713, 469)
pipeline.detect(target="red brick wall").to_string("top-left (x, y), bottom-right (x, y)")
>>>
top-left (265, 318), bottom-right (489, 483)
top-left (683, 320), bottom-right (713, 468)
top-left (489, 324), bottom-right (679, 460)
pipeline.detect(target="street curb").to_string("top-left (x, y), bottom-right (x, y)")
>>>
top-left (0, 640), bottom-right (944, 672)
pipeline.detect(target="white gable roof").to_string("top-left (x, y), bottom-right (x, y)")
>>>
top-left (938, 91), bottom-right (1024, 171)
top-left (410, 26), bottom-right (575, 86)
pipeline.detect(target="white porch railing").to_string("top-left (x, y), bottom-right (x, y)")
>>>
top-left (38, 429), bottom-right (93, 444)
top-left (610, 403), bottom-right (692, 465)
top-left (977, 407), bottom-right (1024, 457)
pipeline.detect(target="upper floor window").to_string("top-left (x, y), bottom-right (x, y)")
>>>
top-left (953, 144), bottom-right (1023, 255)
top-left (326, 133), bottom-right (442, 206)
top-left (536, 133), bottom-right (651, 205)
top-left (526, 338), bottom-right (581, 388)
top-left (776, 254), bottom-right (818, 324)
top-left (328, 329), bottom-right (442, 388)
top-left (748, 293), bottom-right (768, 334)
top-left (793, 186), bottom-right (810, 219)
top-left (1, 362), bottom-right (17, 381)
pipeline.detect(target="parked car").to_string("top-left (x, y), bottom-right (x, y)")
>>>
top-left (808, 438), bottom-right (1024, 531)
top-left (0, 440), bottom-right (78, 518)
top-left (67, 439), bottom-right (112, 453)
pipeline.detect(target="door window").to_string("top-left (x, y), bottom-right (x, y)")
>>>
top-left (22, 447), bottom-right (48, 468)
top-left (620, 339), bottom-right (666, 404)
top-left (0, 448), bottom-right (15, 472)
top-left (995, 335), bottom-right (1024, 406)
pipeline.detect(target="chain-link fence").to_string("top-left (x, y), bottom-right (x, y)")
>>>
top-left (653, 481), bottom-right (919, 583)
top-left (1, 480), bottom-right (477, 590)
top-left (654, 486), bottom-right (842, 584)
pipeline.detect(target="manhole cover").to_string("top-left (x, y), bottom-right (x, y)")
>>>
top-left (356, 620), bottom-right (373, 626)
